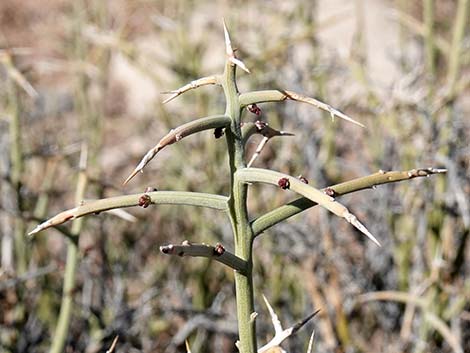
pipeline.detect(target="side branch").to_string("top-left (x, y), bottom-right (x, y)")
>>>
top-left (258, 294), bottom-right (320, 353)
top-left (251, 168), bottom-right (447, 236)
top-left (241, 121), bottom-right (294, 167)
top-left (162, 75), bottom-right (220, 104)
top-left (236, 168), bottom-right (379, 246)
top-left (160, 241), bottom-right (248, 275)
top-left (29, 191), bottom-right (228, 235)
top-left (238, 90), bottom-right (364, 127)
top-left (124, 115), bottom-right (231, 184)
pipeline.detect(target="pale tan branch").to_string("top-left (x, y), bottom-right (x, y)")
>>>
top-left (124, 115), bottom-right (230, 185)
top-left (239, 90), bottom-right (364, 127)
top-left (258, 294), bottom-right (319, 353)
top-left (162, 75), bottom-right (220, 104)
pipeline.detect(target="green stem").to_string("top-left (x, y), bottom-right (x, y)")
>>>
top-left (252, 168), bottom-right (446, 236)
top-left (50, 155), bottom-right (88, 353)
top-left (447, 0), bottom-right (469, 96)
top-left (424, 0), bottom-right (435, 80)
top-left (29, 191), bottom-right (228, 235)
top-left (222, 59), bottom-right (257, 353)
top-left (8, 79), bottom-right (27, 275)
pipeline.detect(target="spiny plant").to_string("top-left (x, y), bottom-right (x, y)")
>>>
top-left (29, 21), bottom-right (446, 353)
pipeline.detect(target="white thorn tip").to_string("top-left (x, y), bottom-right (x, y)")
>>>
top-left (344, 212), bottom-right (381, 247)
top-left (230, 57), bottom-right (250, 73)
top-left (28, 225), bottom-right (42, 236)
top-left (222, 19), bottom-right (233, 56)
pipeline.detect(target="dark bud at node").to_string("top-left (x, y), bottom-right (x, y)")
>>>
top-left (138, 194), bottom-right (151, 208)
top-left (278, 177), bottom-right (290, 190)
top-left (214, 127), bottom-right (225, 139)
top-left (324, 187), bottom-right (336, 197)
top-left (298, 175), bottom-right (308, 184)
top-left (213, 243), bottom-right (225, 256)
top-left (248, 104), bottom-right (262, 116)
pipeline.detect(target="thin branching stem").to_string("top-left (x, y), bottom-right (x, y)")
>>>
top-left (252, 168), bottom-right (446, 236)
top-left (239, 90), bottom-right (365, 127)
top-left (29, 191), bottom-right (228, 235)
top-left (160, 241), bottom-right (248, 274)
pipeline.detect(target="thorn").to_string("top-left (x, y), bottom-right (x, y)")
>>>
top-left (262, 294), bottom-right (283, 334)
top-left (292, 309), bottom-right (321, 333)
top-left (161, 76), bottom-right (218, 104)
top-left (222, 18), bottom-right (233, 57)
top-left (123, 168), bottom-right (139, 185)
top-left (185, 340), bottom-right (192, 353)
top-left (230, 57), bottom-right (250, 73)
top-left (282, 90), bottom-right (365, 128)
top-left (250, 312), bottom-right (258, 323)
top-left (306, 330), bottom-right (315, 353)
top-left (247, 136), bottom-right (268, 167)
top-left (344, 212), bottom-right (381, 247)
top-left (28, 224), bottom-right (43, 236)
top-left (223, 19), bottom-right (251, 74)
top-left (105, 335), bottom-right (119, 353)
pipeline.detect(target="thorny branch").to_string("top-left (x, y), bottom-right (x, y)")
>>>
top-left (160, 241), bottom-right (248, 275)
top-left (257, 295), bottom-right (320, 353)
top-left (251, 168), bottom-right (447, 236)
top-left (162, 75), bottom-right (220, 104)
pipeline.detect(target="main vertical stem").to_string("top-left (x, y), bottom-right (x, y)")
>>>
top-left (222, 61), bottom-right (257, 353)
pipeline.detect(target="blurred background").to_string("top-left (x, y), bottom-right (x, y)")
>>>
top-left (0, 0), bottom-right (469, 352)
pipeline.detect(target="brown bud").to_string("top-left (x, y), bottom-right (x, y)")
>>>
top-left (213, 243), bottom-right (225, 256)
top-left (298, 175), bottom-right (308, 184)
top-left (278, 177), bottom-right (290, 190)
top-left (160, 245), bottom-right (173, 254)
top-left (138, 194), bottom-right (151, 208)
top-left (214, 127), bottom-right (225, 139)
top-left (248, 104), bottom-right (262, 116)
top-left (324, 187), bottom-right (336, 197)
